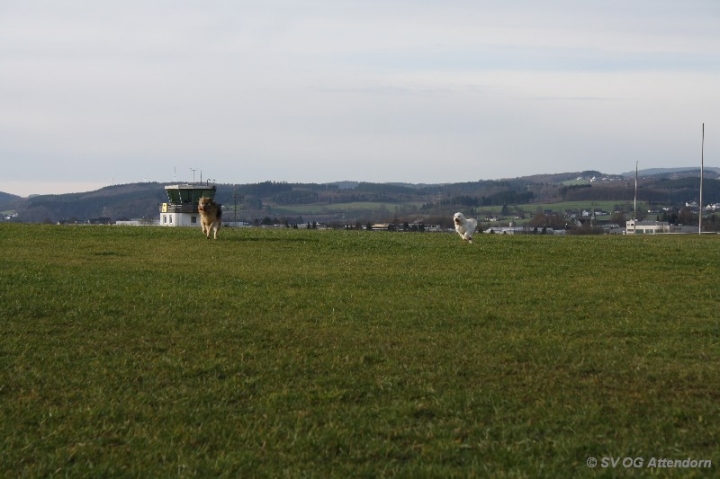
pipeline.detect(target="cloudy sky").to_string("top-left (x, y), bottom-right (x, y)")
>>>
top-left (2, 0), bottom-right (719, 196)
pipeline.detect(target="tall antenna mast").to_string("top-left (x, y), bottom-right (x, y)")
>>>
top-left (699, 123), bottom-right (705, 234)
top-left (634, 161), bottom-right (638, 220)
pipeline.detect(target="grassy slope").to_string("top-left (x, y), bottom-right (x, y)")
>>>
top-left (268, 202), bottom-right (422, 216)
top-left (268, 200), bottom-right (643, 219)
top-left (1, 224), bottom-right (718, 477)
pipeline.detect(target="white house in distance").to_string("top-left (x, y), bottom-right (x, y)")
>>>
top-left (625, 220), bottom-right (671, 234)
top-left (625, 219), bottom-right (695, 234)
top-left (160, 184), bottom-right (218, 227)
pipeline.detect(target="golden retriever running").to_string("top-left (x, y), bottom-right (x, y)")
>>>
top-left (198, 197), bottom-right (222, 239)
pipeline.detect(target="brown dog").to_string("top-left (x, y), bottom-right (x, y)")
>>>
top-left (198, 197), bottom-right (222, 239)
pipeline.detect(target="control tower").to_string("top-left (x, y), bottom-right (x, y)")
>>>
top-left (159, 184), bottom-right (219, 227)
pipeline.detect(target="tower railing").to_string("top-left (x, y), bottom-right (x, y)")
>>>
top-left (161, 204), bottom-right (199, 214)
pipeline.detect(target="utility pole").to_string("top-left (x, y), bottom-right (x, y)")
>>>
top-left (699, 123), bottom-right (704, 234)
top-left (634, 161), bottom-right (638, 220)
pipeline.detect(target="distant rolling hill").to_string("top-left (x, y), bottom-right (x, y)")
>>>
top-left (4, 168), bottom-right (720, 224)
top-left (2, 183), bottom-right (168, 223)
top-left (621, 167), bottom-right (720, 179)
top-left (0, 191), bottom-right (21, 205)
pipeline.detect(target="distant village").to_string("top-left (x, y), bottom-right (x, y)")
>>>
top-left (5, 191), bottom-right (718, 235)
top-left (107, 183), bottom-right (718, 236)
top-left (3, 167), bottom-right (719, 234)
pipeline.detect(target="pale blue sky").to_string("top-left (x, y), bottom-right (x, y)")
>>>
top-left (1, 0), bottom-right (719, 196)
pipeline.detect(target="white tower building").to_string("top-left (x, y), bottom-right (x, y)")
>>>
top-left (159, 184), bottom-right (219, 227)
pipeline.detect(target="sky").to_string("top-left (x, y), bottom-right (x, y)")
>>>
top-left (2, 0), bottom-right (720, 197)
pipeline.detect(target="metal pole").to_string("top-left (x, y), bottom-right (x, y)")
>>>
top-left (699, 123), bottom-right (704, 234)
top-left (634, 161), bottom-right (638, 220)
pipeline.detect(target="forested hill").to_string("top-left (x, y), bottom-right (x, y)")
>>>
top-left (0, 191), bottom-right (21, 205)
top-left (1, 169), bottom-right (718, 224)
top-left (0, 183), bottom-right (170, 223)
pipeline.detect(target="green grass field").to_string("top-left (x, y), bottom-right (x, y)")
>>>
top-left (264, 199), bottom-right (642, 222)
top-left (1, 224), bottom-right (718, 477)
top-left (516, 201), bottom-right (641, 214)
top-left (268, 201), bottom-right (423, 218)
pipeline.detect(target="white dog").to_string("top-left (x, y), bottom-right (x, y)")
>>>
top-left (453, 212), bottom-right (478, 243)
